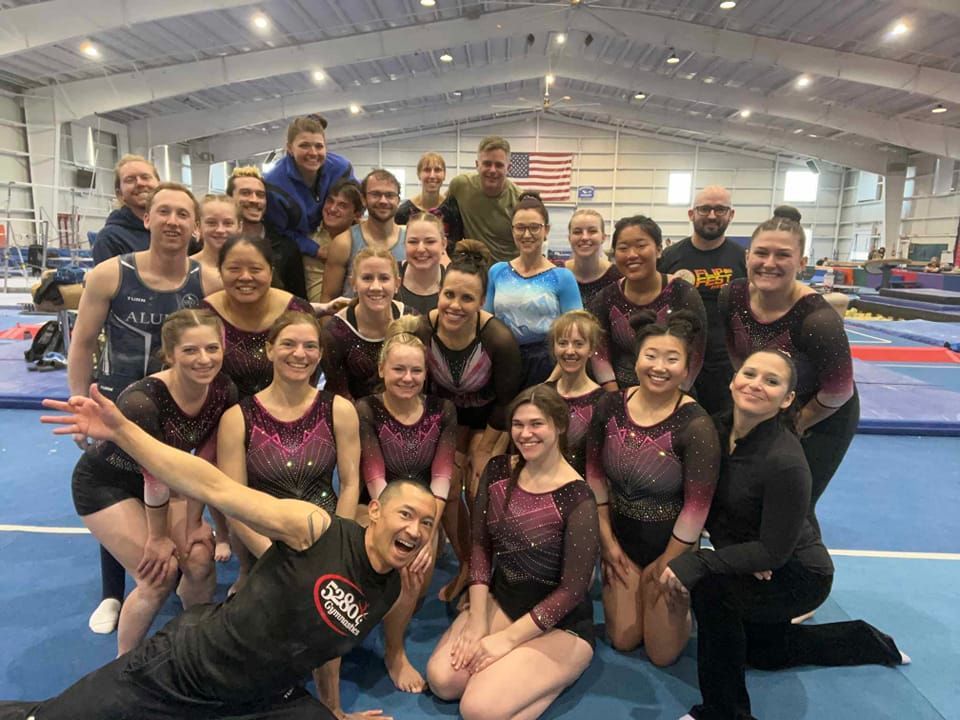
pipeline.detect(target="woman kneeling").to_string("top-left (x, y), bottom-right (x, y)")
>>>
top-left (426, 385), bottom-right (598, 720)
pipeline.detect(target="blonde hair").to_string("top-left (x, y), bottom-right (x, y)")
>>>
top-left (114, 154), bottom-right (159, 195)
top-left (406, 212), bottom-right (445, 237)
top-left (201, 194), bottom-right (241, 223)
top-left (160, 309), bottom-right (223, 361)
top-left (352, 247), bottom-right (401, 280)
top-left (417, 152), bottom-right (447, 175)
top-left (227, 166), bottom-right (265, 196)
top-left (548, 310), bottom-right (603, 357)
top-left (378, 315), bottom-right (425, 366)
top-left (568, 208), bottom-right (606, 234)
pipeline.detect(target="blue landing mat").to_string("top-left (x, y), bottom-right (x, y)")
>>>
top-left (846, 319), bottom-right (960, 350)
top-left (853, 359), bottom-right (960, 435)
top-left (0, 339), bottom-right (68, 409)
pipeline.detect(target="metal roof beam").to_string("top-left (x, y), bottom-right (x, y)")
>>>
top-left (131, 57), bottom-right (551, 146)
top-left (577, 7), bottom-right (960, 104)
top-left (0, 0), bottom-right (259, 59)
top-left (51, 5), bottom-right (560, 121)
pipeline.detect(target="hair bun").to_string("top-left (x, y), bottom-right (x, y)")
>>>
top-left (628, 309), bottom-right (658, 332)
top-left (452, 238), bottom-right (493, 270)
top-left (773, 204), bottom-right (802, 223)
top-left (666, 309), bottom-right (702, 337)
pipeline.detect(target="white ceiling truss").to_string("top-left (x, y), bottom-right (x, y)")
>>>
top-left (1, 0), bottom-right (958, 171)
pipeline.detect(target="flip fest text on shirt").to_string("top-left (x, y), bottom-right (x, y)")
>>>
top-left (314, 574), bottom-right (371, 637)
top-left (692, 268), bottom-right (735, 290)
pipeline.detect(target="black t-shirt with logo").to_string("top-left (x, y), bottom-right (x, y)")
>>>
top-left (162, 517), bottom-right (400, 703)
top-left (658, 237), bottom-right (746, 366)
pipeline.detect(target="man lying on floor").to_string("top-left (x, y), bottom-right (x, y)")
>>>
top-left (0, 385), bottom-right (434, 720)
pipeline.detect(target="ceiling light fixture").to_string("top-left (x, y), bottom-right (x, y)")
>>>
top-left (420, 0), bottom-right (436, 6)
top-left (739, 108), bottom-right (752, 118)
top-left (79, 40), bottom-right (100, 58)
top-left (889, 20), bottom-right (909, 37)
top-left (439, 51), bottom-right (453, 62)
top-left (562, 95), bottom-right (572, 101)
top-left (793, 128), bottom-right (804, 134)
top-left (703, 77), bottom-right (715, 84)
top-left (312, 70), bottom-right (325, 83)
top-left (251, 12), bottom-right (270, 31)
top-left (556, 33), bottom-right (566, 45)
top-left (349, 103), bottom-right (361, 114)
top-left (634, 92), bottom-right (646, 100)
top-left (932, 104), bottom-right (947, 114)
top-left (666, 49), bottom-right (680, 64)
top-left (452, 90), bottom-right (462, 96)
top-left (719, 1), bottom-right (736, 8)
top-left (545, 73), bottom-right (555, 85)
top-left (796, 75), bottom-right (811, 88)
top-left (808, 133), bottom-right (818, 138)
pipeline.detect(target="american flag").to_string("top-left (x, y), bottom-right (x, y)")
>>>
top-left (507, 152), bottom-right (574, 203)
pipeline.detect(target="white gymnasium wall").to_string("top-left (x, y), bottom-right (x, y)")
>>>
top-left (0, 95), bottom-right (35, 246)
top-left (837, 154), bottom-right (960, 261)
top-left (337, 116), bottom-right (843, 261)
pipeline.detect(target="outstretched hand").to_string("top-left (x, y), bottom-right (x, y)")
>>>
top-left (41, 385), bottom-right (127, 443)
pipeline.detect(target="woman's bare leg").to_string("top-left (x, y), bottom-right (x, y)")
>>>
top-left (439, 429), bottom-right (476, 602)
top-left (168, 499), bottom-right (215, 608)
top-left (640, 562), bottom-right (692, 667)
top-left (82, 499), bottom-right (177, 656)
top-left (426, 597), bottom-right (513, 701)
top-left (601, 559), bottom-right (645, 652)
top-left (458, 629), bottom-right (594, 720)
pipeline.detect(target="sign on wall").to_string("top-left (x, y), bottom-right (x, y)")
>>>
top-left (577, 186), bottom-right (595, 200)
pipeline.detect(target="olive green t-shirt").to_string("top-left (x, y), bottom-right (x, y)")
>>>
top-left (448, 173), bottom-right (522, 262)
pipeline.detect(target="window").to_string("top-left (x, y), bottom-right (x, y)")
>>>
top-left (385, 167), bottom-right (406, 196)
top-left (856, 172), bottom-right (882, 202)
top-left (209, 162), bottom-right (228, 193)
top-left (783, 170), bottom-right (818, 203)
top-left (667, 172), bottom-right (691, 205)
top-left (180, 153), bottom-right (192, 187)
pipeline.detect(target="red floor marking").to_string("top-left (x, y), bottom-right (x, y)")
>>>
top-left (850, 346), bottom-right (960, 363)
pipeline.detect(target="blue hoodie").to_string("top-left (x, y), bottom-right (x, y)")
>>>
top-left (92, 206), bottom-right (150, 265)
top-left (263, 151), bottom-right (355, 258)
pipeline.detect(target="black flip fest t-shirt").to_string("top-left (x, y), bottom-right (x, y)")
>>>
top-left (659, 237), bottom-right (747, 364)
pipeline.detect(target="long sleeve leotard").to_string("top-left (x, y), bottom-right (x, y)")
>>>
top-left (719, 279), bottom-right (854, 408)
top-left (415, 313), bottom-right (523, 431)
top-left (586, 391), bottom-right (719, 567)
top-left (545, 382), bottom-right (604, 478)
top-left (321, 301), bottom-right (415, 401)
top-left (357, 394), bottom-right (458, 501)
top-left (469, 455), bottom-right (599, 643)
top-left (588, 275), bottom-right (707, 390)
top-left (240, 390), bottom-right (339, 513)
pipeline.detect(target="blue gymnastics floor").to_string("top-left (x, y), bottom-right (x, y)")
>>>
top-left (0, 410), bottom-right (958, 719)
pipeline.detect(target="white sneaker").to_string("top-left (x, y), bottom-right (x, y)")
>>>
top-left (88, 598), bottom-right (121, 634)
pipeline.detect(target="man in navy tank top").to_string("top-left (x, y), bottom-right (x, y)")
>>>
top-left (5, 387), bottom-right (436, 720)
top-left (66, 182), bottom-right (207, 635)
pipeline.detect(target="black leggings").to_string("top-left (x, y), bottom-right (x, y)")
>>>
top-left (688, 561), bottom-right (901, 720)
top-left (802, 388), bottom-right (859, 511)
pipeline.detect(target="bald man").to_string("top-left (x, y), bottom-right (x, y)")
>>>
top-left (658, 185), bottom-right (746, 414)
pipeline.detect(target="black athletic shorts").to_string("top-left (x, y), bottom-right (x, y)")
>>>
top-left (71, 452), bottom-right (144, 517)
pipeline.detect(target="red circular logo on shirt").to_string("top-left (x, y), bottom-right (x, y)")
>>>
top-left (313, 574), bottom-right (370, 637)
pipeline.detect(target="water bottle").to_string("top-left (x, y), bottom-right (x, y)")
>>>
top-left (823, 266), bottom-right (835, 291)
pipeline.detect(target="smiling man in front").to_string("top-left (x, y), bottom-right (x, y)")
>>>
top-left (5, 386), bottom-right (437, 720)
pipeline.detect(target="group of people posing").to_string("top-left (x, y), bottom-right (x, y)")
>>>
top-left (1, 118), bottom-right (908, 720)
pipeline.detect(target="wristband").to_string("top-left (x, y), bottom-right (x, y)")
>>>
top-left (672, 531), bottom-right (695, 545)
top-left (144, 499), bottom-right (170, 509)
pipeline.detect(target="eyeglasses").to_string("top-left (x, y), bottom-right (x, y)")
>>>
top-left (366, 191), bottom-right (399, 201)
top-left (694, 205), bottom-right (731, 217)
top-left (512, 223), bottom-right (544, 235)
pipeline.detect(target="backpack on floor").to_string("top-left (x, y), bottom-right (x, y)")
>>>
top-left (24, 320), bottom-right (64, 363)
